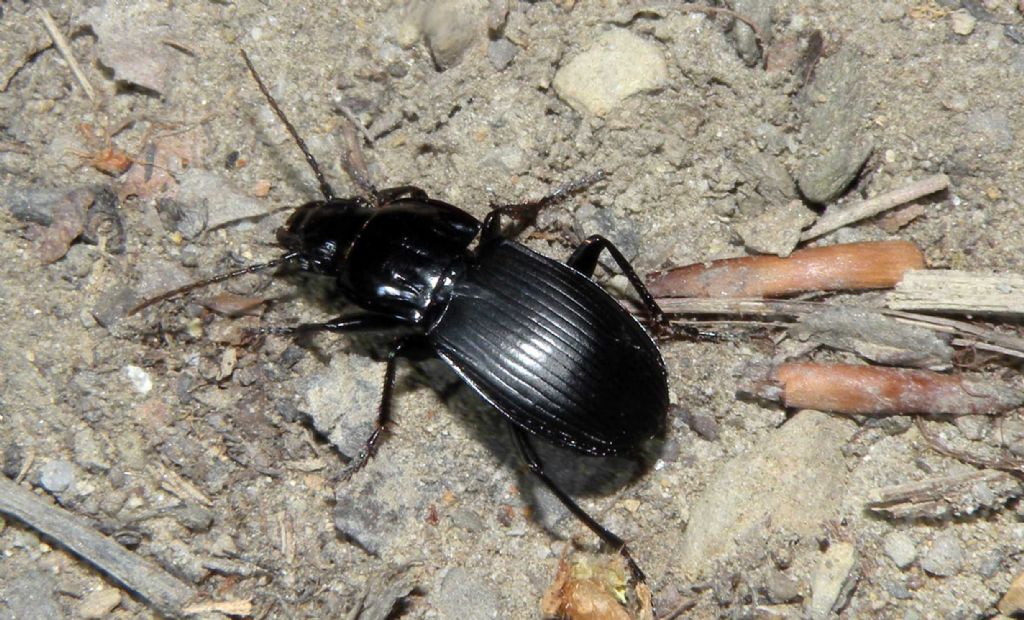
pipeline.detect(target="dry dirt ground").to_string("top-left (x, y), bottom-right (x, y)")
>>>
top-left (2, 1), bottom-right (1024, 618)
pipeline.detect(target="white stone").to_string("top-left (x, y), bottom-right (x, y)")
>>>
top-left (553, 29), bottom-right (668, 117)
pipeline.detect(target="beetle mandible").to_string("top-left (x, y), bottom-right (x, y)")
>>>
top-left (134, 49), bottom-right (670, 583)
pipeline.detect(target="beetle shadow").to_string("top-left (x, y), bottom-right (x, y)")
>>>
top-left (408, 356), bottom-right (666, 538)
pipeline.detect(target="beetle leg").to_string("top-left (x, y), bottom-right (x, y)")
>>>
top-left (342, 335), bottom-right (419, 479)
top-left (567, 235), bottom-right (668, 330)
top-left (252, 313), bottom-right (406, 336)
top-left (481, 171), bottom-right (607, 243)
top-left (510, 426), bottom-right (647, 584)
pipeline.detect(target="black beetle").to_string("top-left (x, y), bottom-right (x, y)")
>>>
top-left (134, 50), bottom-right (670, 583)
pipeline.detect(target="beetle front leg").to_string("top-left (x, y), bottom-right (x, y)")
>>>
top-left (510, 426), bottom-right (647, 584)
top-left (482, 171), bottom-right (607, 243)
top-left (567, 235), bottom-right (667, 329)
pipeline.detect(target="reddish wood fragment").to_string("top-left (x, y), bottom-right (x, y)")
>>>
top-left (647, 241), bottom-right (924, 298)
top-left (770, 362), bottom-right (1023, 416)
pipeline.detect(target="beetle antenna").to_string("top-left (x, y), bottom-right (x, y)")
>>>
top-left (129, 252), bottom-right (300, 315)
top-left (240, 49), bottom-right (336, 202)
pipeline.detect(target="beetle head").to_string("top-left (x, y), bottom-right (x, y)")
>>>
top-left (276, 198), bottom-right (373, 274)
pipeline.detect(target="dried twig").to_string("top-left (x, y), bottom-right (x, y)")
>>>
top-left (889, 270), bottom-right (1024, 317)
top-left (866, 469), bottom-right (1022, 519)
top-left (800, 174), bottom-right (950, 241)
top-left (37, 8), bottom-right (98, 104)
top-left (0, 475), bottom-right (196, 616)
top-left (916, 418), bottom-right (1024, 474)
top-left (651, 297), bottom-right (1024, 360)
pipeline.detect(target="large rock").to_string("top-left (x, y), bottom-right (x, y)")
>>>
top-left (679, 410), bottom-right (854, 575)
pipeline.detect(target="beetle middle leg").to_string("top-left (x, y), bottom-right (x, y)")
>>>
top-left (510, 425), bottom-right (647, 584)
top-left (253, 315), bottom-right (418, 476)
top-left (340, 335), bottom-right (422, 479)
top-left (253, 313), bottom-right (406, 336)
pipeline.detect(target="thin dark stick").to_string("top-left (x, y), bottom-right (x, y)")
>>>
top-left (0, 475), bottom-right (196, 616)
top-left (240, 48), bottom-right (336, 201)
top-left (129, 252), bottom-right (299, 315)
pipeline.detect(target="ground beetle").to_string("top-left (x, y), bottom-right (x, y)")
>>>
top-left (134, 50), bottom-right (670, 583)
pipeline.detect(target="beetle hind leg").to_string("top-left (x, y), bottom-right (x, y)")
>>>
top-left (510, 426), bottom-right (647, 584)
top-left (568, 235), bottom-right (668, 331)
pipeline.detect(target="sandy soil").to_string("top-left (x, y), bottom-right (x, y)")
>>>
top-left (2, 1), bottom-right (1024, 618)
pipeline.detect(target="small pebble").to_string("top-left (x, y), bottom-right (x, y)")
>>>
top-left (421, 0), bottom-right (486, 69)
top-left (766, 570), bottom-right (801, 603)
top-left (879, 3), bottom-right (906, 21)
top-left (883, 532), bottom-right (917, 569)
top-left (920, 532), bottom-right (964, 577)
top-left (79, 588), bottom-right (122, 619)
top-left (488, 38), bottom-right (518, 71)
top-left (808, 541), bottom-right (858, 619)
top-left (951, 10), bottom-right (977, 36)
top-left (39, 460), bottom-right (75, 493)
top-left (998, 570), bottom-right (1024, 615)
top-left (123, 365), bottom-right (153, 394)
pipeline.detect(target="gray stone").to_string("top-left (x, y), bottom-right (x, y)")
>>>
top-left (431, 567), bottom-right (499, 619)
top-left (553, 29), bottom-right (668, 117)
top-left (91, 284), bottom-right (137, 328)
top-left (734, 199), bottom-right (816, 256)
top-left (920, 532), bottom-right (964, 577)
top-left (950, 10), bottom-right (977, 36)
top-left (878, 3), bottom-right (906, 21)
top-left (73, 427), bottom-right (111, 473)
top-left (883, 531), bottom-right (917, 569)
top-left (966, 110), bottom-right (1014, 152)
top-left (155, 197), bottom-right (207, 240)
top-left (728, 0), bottom-right (772, 65)
top-left (79, 588), bottom-right (122, 619)
top-left (2, 184), bottom-right (67, 225)
top-left (765, 569), bottom-right (801, 603)
top-left (83, 1), bottom-right (184, 95)
top-left (796, 48), bottom-right (876, 204)
top-left (488, 38), bottom-right (518, 71)
top-left (39, 459), bottom-right (75, 493)
top-left (301, 352), bottom-right (384, 459)
top-left (334, 468), bottom-right (403, 554)
top-left (885, 580), bottom-right (913, 600)
top-left (797, 138), bottom-right (873, 205)
top-left (176, 170), bottom-right (267, 231)
top-left (679, 411), bottom-right (854, 575)
top-left (422, 0), bottom-right (488, 70)
top-left (574, 203), bottom-right (640, 265)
